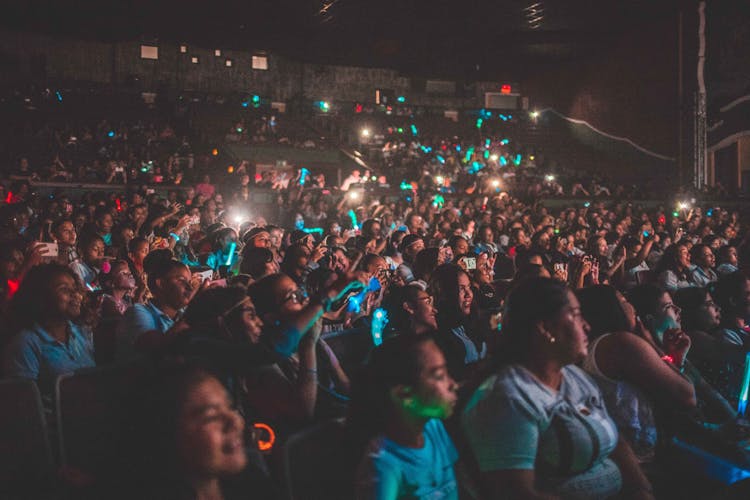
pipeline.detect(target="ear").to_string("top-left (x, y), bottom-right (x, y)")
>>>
top-left (402, 301), bottom-right (415, 315)
top-left (389, 385), bottom-right (413, 408)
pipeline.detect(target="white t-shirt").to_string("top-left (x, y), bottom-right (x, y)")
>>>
top-left (462, 364), bottom-right (622, 499)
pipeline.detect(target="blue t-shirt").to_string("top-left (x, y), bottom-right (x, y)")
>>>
top-left (117, 302), bottom-right (176, 361)
top-left (3, 321), bottom-right (95, 401)
top-left (356, 419), bottom-right (459, 500)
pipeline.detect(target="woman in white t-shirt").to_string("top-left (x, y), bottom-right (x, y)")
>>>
top-left (461, 278), bottom-right (653, 500)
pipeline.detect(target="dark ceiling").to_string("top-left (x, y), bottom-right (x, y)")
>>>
top-left (5, 0), bottom-right (681, 78)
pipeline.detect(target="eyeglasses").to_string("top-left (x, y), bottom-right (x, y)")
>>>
top-left (283, 288), bottom-right (308, 305)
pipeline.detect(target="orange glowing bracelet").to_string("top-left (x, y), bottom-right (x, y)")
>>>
top-left (253, 422), bottom-right (276, 452)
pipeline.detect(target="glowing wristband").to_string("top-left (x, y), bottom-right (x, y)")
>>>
top-left (661, 354), bottom-right (675, 365)
top-left (169, 232), bottom-right (180, 242)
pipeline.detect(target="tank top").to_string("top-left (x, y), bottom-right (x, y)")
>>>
top-left (582, 334), bottom-right (657, 463)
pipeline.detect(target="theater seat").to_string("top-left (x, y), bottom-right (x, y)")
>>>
top-left (280, 418), bottom-right (357, 500)
top-left (55, 362), bottom-right (150, 489)
top-left (0, 379), bottom-right (56, 499)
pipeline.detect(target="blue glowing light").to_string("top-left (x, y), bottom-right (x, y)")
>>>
top-left (739, 352), bottom-right (750, 416)
top-left (108, 130), bottom-right (115, 138)
top-left (476, 118), bottom-right (483, 129)
top-left (514, 154), bottom-right (522, 166)
top-left (500, 156), bottom-right (508, 166)
top-left (500, 138), bottom-right (510, 145)
top-left (55, 91), bottom-right (63, 102)
top-left (397, 96), bottom-right (405, 103)
top-left (241, 101), bottom-right (249, 108)
top-left (436, 155), bottom-right (445, 164)
top-left (225, 242), bottom-right (236, 266)
top-left (455, 145), bottom-right (461, 152)
top-left (348, 209), bottom-right (359, 231)
top-left (484, 150), bottom-right (490, 159)
top-left (371, 308), bottom-right (389, 346)
top-left (410, 124), bottom-right (418, 136)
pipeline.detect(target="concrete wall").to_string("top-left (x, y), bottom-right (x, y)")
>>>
top-left (0, 30), bottom-right (499, 109)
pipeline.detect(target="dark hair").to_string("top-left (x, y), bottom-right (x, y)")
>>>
top-left (143, 249), bottom-right (186, 291)
top-left (576, 285), bottom-right (630, 339)
top-left (77, 232), bottom-right (104, 253)
top-left (357, 253), bottom-right (385, 274)
top-left (99, 259), bottom-right (130, 293)
top-left (627, 283), bottom-right (665, 322)
top-left (412, 248), bottom-right (440, 282)
top-left (496, 277), bottom-right (570, 365)
top-left (280, 244), bottom-right (308, 278)
top-left (673, 287), bottom-right (712, 332)
top-left (247, 273), bottom-right (288, 320)
top-left (655, 243), bottom-right (688, 274)
top-left (717, 245), bottom-right (736, 265)
top-left (51, 218), bottom-right (74, 237)
top-left (690, 244), bottom-right (711, 267)
top-left (128, 236), bottom-right (149, 254)
top-left (429, 264), bottom-right (475, 330)
top-left (239, 247), bottom-right (275, 279)
top-left (348, 335), bottom-right (437, 442)
top-left (713, 271), bottom-right (749, 321)
top-left (10, 263), bottom-right (81, 329)
top-left (183, 286), bottom-right (249, 336)
top-left (383, 284), bottom-right (429, 336)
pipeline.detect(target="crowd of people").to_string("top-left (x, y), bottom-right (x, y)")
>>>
top-left (2, 87), bottom-right (750, 499)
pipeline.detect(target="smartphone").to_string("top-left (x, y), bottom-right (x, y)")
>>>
top-left (554, 263), bottom-right (565, 273)
top-left (193, 269), bottom-right (213, 282)
top-left (39, 242), bottom-right (59, 257)
top-left (208, 278), bottom-right (227, 288)
top-left (463, 257), bottom-right (477, 270)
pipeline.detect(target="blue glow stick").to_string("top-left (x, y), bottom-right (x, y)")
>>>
top-left (225, 242), bottom-right (237, 266)
top-left (347, 209), bottom-right (359, 231)
top-left (738, 352), bottom-right (750, 416)
top-left (302, 227), bottom-right (323, 234)
top-left (410, 124), bottom-right (418, 136)
top-left (370, 308), bottom-right (388, 346)
top-left (500, 156), bottom-right (508, 166)
top-left (299, 167), bottom-right (310, 186)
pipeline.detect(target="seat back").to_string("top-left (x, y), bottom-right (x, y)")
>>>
top-left (55, 362), bottom-right (148, 482)
top-left (281, 418), bottom-right (356, 500)
top-left (0, 379), bottom-right (56, 498)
